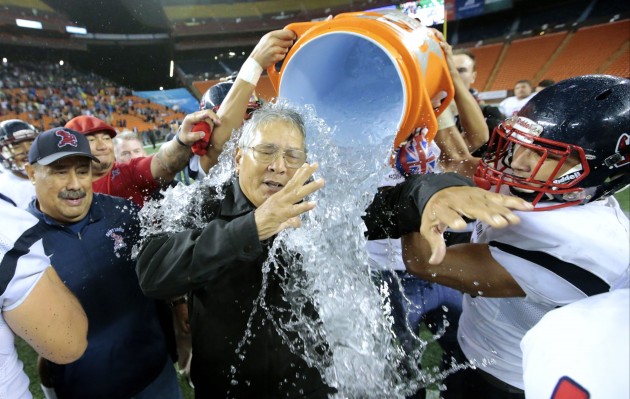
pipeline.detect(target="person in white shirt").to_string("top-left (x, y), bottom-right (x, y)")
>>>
top-left (402, 75), bottom-right (630, 398)
top-left (0, 119), bottom-right (38, 208)
top-left (521, 288), bottom-right (629, 399)
top-left (0, 199), bottom-right (88, 399)
top-left (498, 80), bottom-right (535, 117)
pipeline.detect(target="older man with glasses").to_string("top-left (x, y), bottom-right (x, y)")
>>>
top-left (136, 102), bottom-right (330, 398)
top-left (136, 97), bottom-right (532, 398)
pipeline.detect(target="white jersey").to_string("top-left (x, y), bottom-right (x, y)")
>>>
top-left (367, 139), bottom-right (441, 271)
top-left (458, 196), bottom-right (630, 389)
top-left (521, 288), bottom-right (629, 399)
top-left (189, 154), bottom-right (208, 181)
top-left (0, 200), bottom-right (50, 399)
top-left (0, 172), bottom-right (35, 208)
top-left (498, 94), bottom-right (535, 118)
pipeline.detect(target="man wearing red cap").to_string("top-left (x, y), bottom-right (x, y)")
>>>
top-left (65, 111), bottom-right (218, 206)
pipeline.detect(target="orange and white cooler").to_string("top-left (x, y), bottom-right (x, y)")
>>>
top-left (267, 9), bottom-right (454, 151)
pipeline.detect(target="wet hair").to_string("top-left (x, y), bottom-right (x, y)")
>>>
top-left (452, 48), bottom-right (476, 70)
top-left (113, 131), bottom-right (142, 147)
top-left (237, 102), bottom-right (307, 151)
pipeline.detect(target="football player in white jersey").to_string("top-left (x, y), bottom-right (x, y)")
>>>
top-left (401, 75), bottom-right (630, 398)
top-left (521, 288), bottom-right (629, 399)
top-left (0, 119), bottom-right (39, 208)
top-left (0, 199), bottom-right (88, 398)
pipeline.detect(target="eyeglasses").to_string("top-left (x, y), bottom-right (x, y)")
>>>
top-left (247, 143), bottom-right (306, 169)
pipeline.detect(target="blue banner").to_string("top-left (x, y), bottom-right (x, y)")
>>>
top-left (132, 88), bottom-right (199, 114)
top-left (455, 0), bottom-right (485, 19)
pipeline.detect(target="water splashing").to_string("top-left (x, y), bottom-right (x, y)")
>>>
top-left (136, 100), bottom-right (448, 397)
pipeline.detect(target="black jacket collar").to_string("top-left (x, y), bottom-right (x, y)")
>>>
top-left (219, 176), bottom-right (256, 217)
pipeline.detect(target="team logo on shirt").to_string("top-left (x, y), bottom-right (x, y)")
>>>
top-left (551, 376), bottom-right (589, 399)
top-left (55, 129), bottom-right (78, 148)
top-left (106, 227), bottom-right (127, 257)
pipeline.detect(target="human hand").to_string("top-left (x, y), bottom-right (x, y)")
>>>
top-left (250, 29), bottom-right (296, 69)
top-left (179, 109), bottom-right (221, 146)
top-left (420, 186), bottom-right (533, 264)
top-left (191, 122), bottom-right (212, 156)
top-left (254, 162), bottom-right (325, 240)
top-left (172, 302), bottom-right (190, 334)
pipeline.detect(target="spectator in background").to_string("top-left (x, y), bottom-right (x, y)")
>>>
top-left (535, 79), bottom-right (555, 93)
top-left (144, 129), bottom-right (157, 149)
top-left (25, 128), bottom-right (182, 399)
top-left (1, 199), bottom-right (88, 399)
top-left (113, 130), bottom-right (147, 163)
top-left (451, 48), bottom-right (504, 156)
top-left (498, 79), bottom-right (535, 117)
top-left (0, 119), bottom-right (39, 208)
top-left (434, 43), bottom-right (489, 177)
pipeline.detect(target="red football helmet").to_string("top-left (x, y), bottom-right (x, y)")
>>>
top-left (0, 119), bottom-right (38, 175)
top-left (475, 75), bottom-right (630, 210)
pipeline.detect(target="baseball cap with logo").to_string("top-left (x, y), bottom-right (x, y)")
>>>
top-left (28, 127), bottom-right (100, 166)
top-left (65, 115), bottom-right (117, 138)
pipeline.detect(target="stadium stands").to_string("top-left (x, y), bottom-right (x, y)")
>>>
top-left (467, 43), bottom-right (504, 92)
top-left (489, 32), bottom-right (568, 91)
top-left (542, 19), bottom-right (630, 82)
top-left (0, 61), bottom-right (185, 135)
top-left (458, 19), bottom-right (629, 93)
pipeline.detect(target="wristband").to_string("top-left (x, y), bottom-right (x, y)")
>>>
top-left (237, 57), bottom-right (263, 86)
top-left (169, 295), bottom-right (188, 308)
top-left (175, 133), bottom-right (190, 147)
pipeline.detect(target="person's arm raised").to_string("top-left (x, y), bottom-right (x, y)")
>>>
top-left (401, 186), bottom-right (530, 297)
top-left (150, 109), bottom-right (221, 183)
top-left (200, 29), bottom-right (297, 173)
top-left (433, 29), bottom-right (489, 153)
top-left (5, 267), bottom-right (88, 364)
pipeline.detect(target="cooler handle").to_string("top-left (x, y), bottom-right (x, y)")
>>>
top-left (266, 21), bottom-right (321, 94)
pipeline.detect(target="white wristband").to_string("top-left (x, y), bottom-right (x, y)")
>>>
top-left (237, 57), bottom-right (263, 86)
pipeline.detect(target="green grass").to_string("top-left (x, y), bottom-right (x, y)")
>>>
top-left (615, 188), bottom-right (630, 213)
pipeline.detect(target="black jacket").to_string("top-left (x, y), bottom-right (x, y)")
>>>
top-left (136, 173), bottom-right (472, 398)
top-left (137, 177), bottom-right (333, 398)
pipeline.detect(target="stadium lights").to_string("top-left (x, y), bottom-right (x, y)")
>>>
top-left (16, 19), bottom-right (43, 30)
top-left (2, 58), bottom-right (7, 64)
top-left (159, 86), bottom-right (164, 91)
top-left (59, 60), bottom-right (64, 66)
top-left (66, 26), bottom-right (88, 35)
top-left (169, 60), bottom-right (174, 78)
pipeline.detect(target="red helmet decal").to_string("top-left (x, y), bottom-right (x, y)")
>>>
top-left (614, 133), bottom-right (630, 168)
top-left (55, 129), bottom-right (78, 148)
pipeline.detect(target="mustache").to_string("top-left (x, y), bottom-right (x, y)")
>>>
top-left (59, 190), bottom-right (87, 200)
